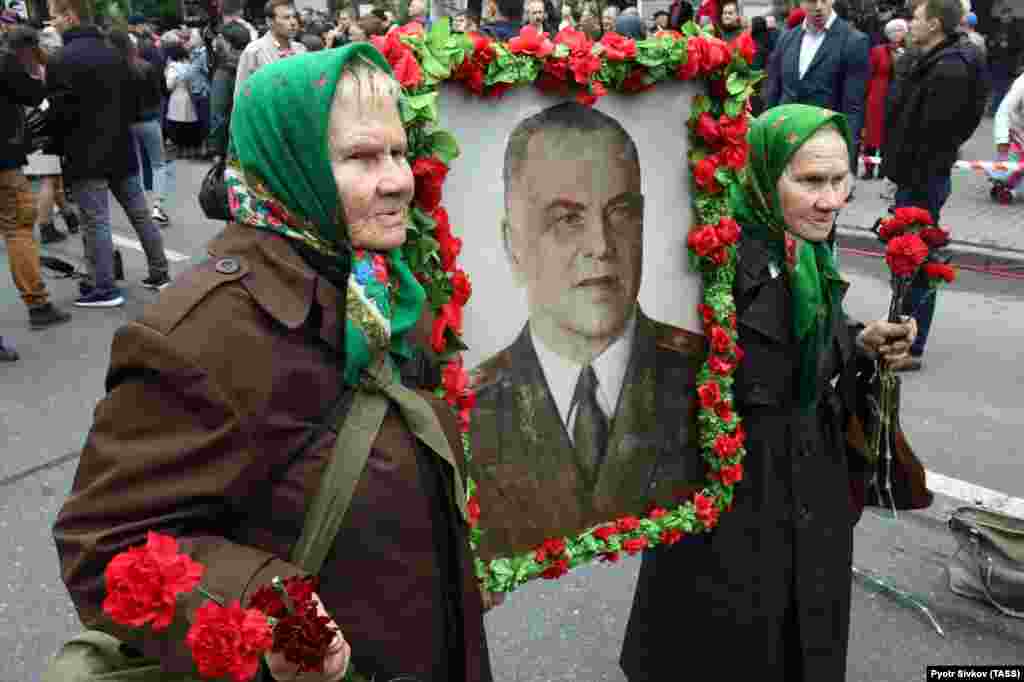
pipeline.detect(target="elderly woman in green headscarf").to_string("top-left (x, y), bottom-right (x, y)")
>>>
top-left (54, 45), bottom-right (492, 682)
top-left (621, 104), bottom-right (916, 681)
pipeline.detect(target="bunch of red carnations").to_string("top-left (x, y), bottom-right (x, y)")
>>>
top-left (873, 207), bottom-right (956, 318)
top-left (101, 531), bottom-right (351, 682)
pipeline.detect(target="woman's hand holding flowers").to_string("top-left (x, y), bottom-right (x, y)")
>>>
top-left (857, 317), bottom-right (917, 362)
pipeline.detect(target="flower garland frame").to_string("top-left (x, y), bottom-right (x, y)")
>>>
top-left (380, 19), bottom-right (760, 594)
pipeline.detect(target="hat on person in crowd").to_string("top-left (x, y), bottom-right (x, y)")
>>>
top-left (786, 6), bottom-right (805, 28)
top-left (884, 17), bottom-right (908, 38)
top-left (965, 12), bottom-right (977, 27)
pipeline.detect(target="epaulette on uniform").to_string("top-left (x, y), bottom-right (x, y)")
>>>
top-left (653, 319), bottom-right (707, 357)
top-left (139, 255), bottom-right (251, 337)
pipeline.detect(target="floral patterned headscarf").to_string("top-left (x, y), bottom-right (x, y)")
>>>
top-left (728, 103), bottom-right (852, 409)
top-left (226, 44), bottom-right (425, 386)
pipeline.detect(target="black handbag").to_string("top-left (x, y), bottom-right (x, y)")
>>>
top-left (198, 157), bottom-right (231, 221)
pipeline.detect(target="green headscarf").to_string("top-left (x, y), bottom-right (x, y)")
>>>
top-left (728, 103), bottom-right (852, 410)
top-left (225, 44), bottom-right (425, 386)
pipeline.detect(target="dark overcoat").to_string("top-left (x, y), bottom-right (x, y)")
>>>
top-left (621, 234), bottom-right (865, 682)
top-left (53, 224), bottom-right (492, 682)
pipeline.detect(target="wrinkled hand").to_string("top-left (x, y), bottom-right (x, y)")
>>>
top-left (265, 593), bottom-right (350, 682)
top-left (857, 317), bottom-right (917, 363)
top-left (480, 589), bottom-right (506, 612)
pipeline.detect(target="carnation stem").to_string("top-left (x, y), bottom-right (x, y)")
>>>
top-left (195, 586), bottom-right (224, 606)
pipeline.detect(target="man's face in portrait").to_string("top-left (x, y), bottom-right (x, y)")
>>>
top-left (506, 128), bottom-right (644, 351)
top-left (654, 11), bottom-right (669, 28)
top-left (527, 0), bottom-right (546, 28)
top-left (720, 1), bottom-right (740, 28)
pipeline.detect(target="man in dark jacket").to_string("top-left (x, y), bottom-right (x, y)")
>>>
top-left (0, 25), bottom-right (71, 343)
top-left (46, 0), bottom-right (171, 307)
top-left (763, 0), bottom-right (871, 170)
top-left (482, 0), bottom-right (523, 41)
top-left (208, 20), bottom-right (252, 159)
top-left (881, 0), bottom-right (988, 370)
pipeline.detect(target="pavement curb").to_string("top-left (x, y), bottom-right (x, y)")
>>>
top-left (837, 225), bottom-right (1024, 269)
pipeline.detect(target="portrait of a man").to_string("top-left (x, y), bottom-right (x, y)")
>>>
top-left (467, 103), bottom-right (706, 561)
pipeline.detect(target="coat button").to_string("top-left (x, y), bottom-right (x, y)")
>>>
top-left (215, 257), bottom-right (240, 274)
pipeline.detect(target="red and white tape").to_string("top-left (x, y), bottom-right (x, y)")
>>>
top-left (861, 156), bottom-right (1024, 173)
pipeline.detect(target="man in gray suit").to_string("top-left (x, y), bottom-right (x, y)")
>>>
top-left (469, 103), bottom-right (706, 562)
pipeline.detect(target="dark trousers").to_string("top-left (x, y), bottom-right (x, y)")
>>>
top-left (893, 171), bottom-right (952, 357)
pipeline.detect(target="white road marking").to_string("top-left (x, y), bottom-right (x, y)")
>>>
top-left (112, 233), bottom-right (190, 263)
top-left (926, 469), bottom-right (1024, 519)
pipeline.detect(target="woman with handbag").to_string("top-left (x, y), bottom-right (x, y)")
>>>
top-left (620, 105), bottom-right (918, 681)
top-left (52, 45), bottom-right (492, 682)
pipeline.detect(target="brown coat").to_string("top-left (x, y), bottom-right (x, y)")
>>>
top-left (53, 223), bottom-right (492, 682)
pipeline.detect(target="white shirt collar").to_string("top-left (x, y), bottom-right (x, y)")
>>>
top-left (531, 310), bottom-right (638, 431)
top-left (803, 10), bottom-right (837, 35)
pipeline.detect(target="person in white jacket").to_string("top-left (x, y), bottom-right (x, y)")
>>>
top-left (994, 70), bottom-right (1024, 195)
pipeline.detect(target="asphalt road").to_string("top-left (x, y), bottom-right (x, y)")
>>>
top-left (1, 159), bottom-right (1022, 681)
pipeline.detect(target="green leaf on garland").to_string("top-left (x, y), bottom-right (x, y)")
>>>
top-left (682, 21), bottom-right (700, 37)
top-left (691, 94), bottom-right (712, 117)
top-left (490, 559), bottom-right (515, 579)
top-left (420, 50), bottom-right (451, 84)
top-left (724, 96), bottom-right (742, 118)
top-left (726, 72), bottom-right (746, 96)
top-left (427, 15), bottom-right (452, 51)
top-left (427, 130), bottom-right (461, 165)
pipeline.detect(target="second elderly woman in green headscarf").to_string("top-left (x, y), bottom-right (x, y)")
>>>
top-left (621, 104), bottom-right (916, 681)
top-left (53, 44), bottom-right (492, 682)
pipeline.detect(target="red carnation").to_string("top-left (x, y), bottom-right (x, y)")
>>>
top-left (919, 226), bottom-right (951, 248)
top-left (697, 303), bottom-right (715, 328)
top-left (732, 343), bottom-right (745, 363)
top-left (716, 216), bottom-right (741, 245)
top-left (694, 493), bottom-right (720, 528)
top-left (412, 157), bottom-right (448, 212)
top-left (697, 381), bottom-right (721, 409)
top-left (467, 495), bottom-right (481, 528)
top-left (441, 359), bottom-right (469, 405)
top-left (370, 33), bottom-right (423, 89)
top-left (730, 30), bottom-right (757, 64)
top-left (622, 537), bottom-right (649, 555)
top-left (432, 207), bottom-right (463, 273)
top-left (185, 601), bottom-right (274, 682)
top-left (786, 7), bottom-right (806, 28)
top-left (718, 113), bottom-right (749, 145)
top-left (695, 111), bottom-right (721, 144)
top-left (450, 269), bottom-right (472, 306)
top-left (543, 56), bottom-right (571, 81)
top-left (923, 261), bottom-right (956, 283)
top-left (541, 537), bottom-right (567, 557)
top-left (892, 206), bottom-right (933, 226)
top-left (709, 355), bottom-right (736, 376)
top-left (714, 401), bottom-right (734, 423)
top-left (621, 65), bottom-right (653, 93)
top-left (687, 225), bottom-right (721, 257)
top-left (701, 36), bottom-right (732, 73)
top-left (599, 31), bottom-right (637, 60)
top-left (709, 247), bottom-right (729, 266)
top-left (877, 220), bottom-right (905, 241)
top-left (660, 529), bottom-right (685, 546)
top-left (508, 24), bottom-right (554, 57)
top-left (271, 604), bottom-right (338, 675)
top-left (714, 433), bottom-right (739, 459)
top-left (599, 551), bottom-right (621, 563)
top-left (570, 49), bottom-right (601, 86)
top-left (593, 525), bottom-right (618, 542)
top-left (693, 155), bottom-right (723, 194)
top-left (728, 312), bottom-right (737, 329)
top-left (721, 142), bottom-right (749, 170)
top-left (676, 36), bottom-right (704, 80)
top-left (616, 516), bottom-right (641, 533)
top-left (648, 507), bottom-right (669, 520)
top-left (710, 326), bottom-right (732, 354)
top-left (885, 233), bottom-right (929, 277)
top-left (102, 531), bottom-right (205, 632)
top-left (541, 559), bottom-right (570, 579)
top-left (430, 301), bottom-right (464, 353)
top-left (717, 462), bottom-right (744, 486)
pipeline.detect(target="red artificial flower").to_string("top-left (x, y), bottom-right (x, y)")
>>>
top-left (693, 155), bottom-right (723, 194)
top-left (695, 111), bottom-right (721, 145)
top-left (728, 312), bottom-right (737, 329)
top-left (578, 80), bottom-right (608, 106)
top-left (441, 358), bottom-right (469, 405)
top-left (370, 33), bottom-right (423, 89)
top-left (693, 493), bottom-right (720, 528)
top-left (710, 326), bottom-right (731, 354)
top-left (709, 247), bottom-right (729, 266)
top-left (467, 495), bottom-right (481, 528)
top-left (714, 433), bottom-right (739, 459)
top-left (616, 516), bottom-right (641, 533)
top-left (730, 30), bottom-right (757, 64)
top-left (648, 507), bottom-right (669, 520)
top-left (536, 71), bottom-right (570, 96)
top-left (599, 31), bottom-right (637, 61)
top-left (676, 36), bottom-right (704, 80)
top-left (541, 559), bottom-right (570, 579)
top-left (892, 206), bottom-right (934, 226)
top-left (733, 423), bottom-right (747, 446)
top-left (923, 261), bottom-right (956, 283)
top-left (716, 216), bottom-right (741, 245)
top-left (541, 537), bottom-right (567, 557)
top-left (247, 576), bottom-right (319, 620)
top-left (509, 24), bottom-right (554, 57)
top-left (542, 56), bottom-right (571, 82)
top-left (622, 537), bottom-right (649, 555)
top-left (412, 157), bottom-right (448, 212)
top-left (396, 20), bottom-right (426, 37)
top-left (271, 604), bottom-right (338, 674)
top-left (717, 462), bottom-right (744, 486)
top-left (432, 207), bottom-right (463, 273)
top-left (721, 142), bottom-right (749, 170)
top-left (718, 113), bottom-right (749, 146)
top-left (885, 233), bottom-right (929, 277)
top-left (701, 36), bottom-right (732, 73)
top-left (660, 528), bottom-right (685, 546)
top-left (919, 226), bottom-right (951, 248)
top-left (453, 58), bottom-right (486, 95)
top-left (687, 225), bottom-right (721, 257)
top-left (714, 401), bottom-right (733, 423)
top-left (450, 269), bottom-right (472, 306)
top-left (185, 601), bottom-right (274, 682)
top-left (599, 551), bottom-right (621, 563)
top-left (877, 220), bottom-right (905, 241)
top-left (621, 65), bottom-right (653, 93)
top-left (709, 355), bottom-right (736, 376)
top-left (697, 381), bottom-right (721, 409)
top-left (570, 50), bottom-right (602, 86)
top-left (786, 7), bottom-right (806, 28)
top-left (697, 303), bottom-right (715, 328)
top-left (102, 531), bottom-right (205, 632)
top-left (430, 301), bottom-right (464, 353)
top-left (593, 525), bottom-right (618, 542)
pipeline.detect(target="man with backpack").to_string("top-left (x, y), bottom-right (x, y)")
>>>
top-left (881, 0), bottom-right (989, 371)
